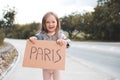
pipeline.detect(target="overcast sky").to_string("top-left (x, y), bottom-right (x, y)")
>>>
top-left (0, 0), bottom-right (97, 24)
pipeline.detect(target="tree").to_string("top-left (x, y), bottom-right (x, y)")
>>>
top-left (61, 12), bottom-right (83, 39)
top-left (61, 14), bottom-right (75, 39)
top-left (61, 12), bottom-right (93, 40)
top-left (8, 22), bottom-right (40, 39)
top-left (0, 6), bottom-right (16, 44)
top-left (1, 6), bottom-right (16, 37)
top-left (88, 0), bottom-right (120, 41)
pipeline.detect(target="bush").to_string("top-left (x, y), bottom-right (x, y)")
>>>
top-left (0, 29), bottom-right (4, 45)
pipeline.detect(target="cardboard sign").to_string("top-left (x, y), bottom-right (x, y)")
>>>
top-left (22, 40), bottom-right (66, 70)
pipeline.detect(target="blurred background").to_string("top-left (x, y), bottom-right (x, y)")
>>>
top-left (0, 0), bottom-right (120, 42)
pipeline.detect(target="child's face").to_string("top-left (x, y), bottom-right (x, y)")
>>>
top-left (45, 15), bottom-right (57, 34)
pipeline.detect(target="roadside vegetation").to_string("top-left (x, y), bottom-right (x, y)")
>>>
top-left (0, 42), bottom-right (18, 75)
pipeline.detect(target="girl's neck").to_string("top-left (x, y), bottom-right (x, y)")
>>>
top-left (47, 31), bottom-right (55, 35)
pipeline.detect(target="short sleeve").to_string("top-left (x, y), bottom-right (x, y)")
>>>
top-left (35, 33), bottom-right (44, 40)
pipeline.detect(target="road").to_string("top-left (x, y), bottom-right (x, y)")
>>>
top-left (2, 38), bottom-right (120, 80)
top-left (2, 38), bottom-right (44, 80)
top-left (67, 41), bottom-right (120, 79)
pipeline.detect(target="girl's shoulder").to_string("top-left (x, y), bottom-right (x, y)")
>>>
top-left (58, 31), bottom-right (66, 38)
top-left (36, 31), bottom-right (46, 35)
top-left (35, 31), bottom-right (46, 40)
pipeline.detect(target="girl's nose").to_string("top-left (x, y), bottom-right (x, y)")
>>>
top-left (49, 22), bottom-right (53, 25)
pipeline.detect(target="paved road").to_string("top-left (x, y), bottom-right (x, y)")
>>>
top-left (3, 39), bottom-right (43, 80)
top-left (1, 38), bottom-right (118, 80)
top-left (68, 41), bottom-right (120, 79)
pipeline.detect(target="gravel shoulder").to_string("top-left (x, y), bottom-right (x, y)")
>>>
top-left (0, 41), bottom-right (18, 79)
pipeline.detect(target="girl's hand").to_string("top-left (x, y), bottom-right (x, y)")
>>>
top-left (56, 39), bottom-right (67, 46)
top-left (29, 36), bottom-right (37, 44)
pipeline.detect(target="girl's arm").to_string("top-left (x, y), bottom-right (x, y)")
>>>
top-left (57, 31), bottom-right (71, 48)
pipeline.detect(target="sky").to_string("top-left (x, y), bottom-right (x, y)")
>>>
top-left (0, 0), bottom-right (97, 24)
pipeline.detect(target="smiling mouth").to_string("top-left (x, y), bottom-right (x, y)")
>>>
top-left (49, 27), bottom-right (54, 29)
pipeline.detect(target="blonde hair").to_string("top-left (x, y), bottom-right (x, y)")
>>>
top-left (41, 12), bottom-right (61, 38)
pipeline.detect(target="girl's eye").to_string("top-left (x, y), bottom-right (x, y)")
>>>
top-left (46, 21), bottom-right (50, 23)
top-left (46, 21), bottom-right (56, 24)
top-left (52, 21), bottom-right (55, 23)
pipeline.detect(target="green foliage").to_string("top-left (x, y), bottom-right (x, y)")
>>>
top-left (0, 29), bottom-right (4, 45)
top-left (61, 12), bottom-right (81, 39)
top-left (61, 12), bottom-right (92, 40)
top-left (3, 7), bottom-right (16, 27)
top-left (0, 6), bottom-right (16, 43)
top-left (6, 22), bottom-right (40, 39)
top-left (88, 0), bottom-right (120, 41)
top-left (1, 1), bottom-right (119, 41)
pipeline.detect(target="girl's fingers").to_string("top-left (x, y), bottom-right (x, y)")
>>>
top-left (29, 37), bottom-right (37, 44)
top-left (29, 38), bottom-right (35, 44)
top-left (57, 39), bottom-right (66, 46)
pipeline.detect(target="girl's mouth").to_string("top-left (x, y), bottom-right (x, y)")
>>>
top-left (49, 27), bottom-right (54, 29)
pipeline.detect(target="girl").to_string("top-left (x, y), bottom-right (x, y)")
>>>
top-left (29, 12), bottom-right (70, 80)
